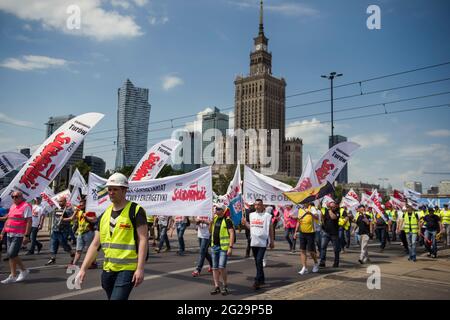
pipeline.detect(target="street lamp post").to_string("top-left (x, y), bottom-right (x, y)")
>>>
top-left (321, 72), bottom-right (343, 146)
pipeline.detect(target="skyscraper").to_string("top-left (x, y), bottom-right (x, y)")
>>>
top-left (84, 156), bottom-right (106, 177)
top-left (284, 138), bottom-right (303, 178)
top-left (115, 79), bottom-right (151, 169)
top-left (234, 0), bottom-right (286, 173)
top-left (202, 107), bottom-right (229, 166)
top-left (46, 115), bottom-right (83, 166)
top-left (329, 134), bottom-right (348, 184)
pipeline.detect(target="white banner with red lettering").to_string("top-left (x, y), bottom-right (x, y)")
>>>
top-left (0, 113), bottom-right (104, 208)
top-left (129, 139), bottom-right (181, 181)
top-left (86, 166), bottom-right (213, 217)
top-left (243, 165), bottom-right (292, 206)
top-left (313, 142), bottom-right (360, 186)
top-left (369, 189), bottom-right (383, 214)
top-left (0, 152), bottom-right (28, 179)
top-left (293, 154), bottom-right (318, 191)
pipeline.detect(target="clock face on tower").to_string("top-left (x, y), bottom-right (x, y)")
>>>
top-left (255, 44), bottom-right (262, 51)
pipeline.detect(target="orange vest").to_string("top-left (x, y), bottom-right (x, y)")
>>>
top-left (4, 201), bottom-right (31, 234)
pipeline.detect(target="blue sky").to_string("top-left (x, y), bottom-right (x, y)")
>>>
top-left (0, 0), bottom-right (449, 190)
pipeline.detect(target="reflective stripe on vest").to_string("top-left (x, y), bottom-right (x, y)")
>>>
top-left (99, 202), bottom-right (139, 272)
top-left (211, 215), bottom-right (231, 251)
top-left (402, 213), bottom-right (419, 234)
top-left (4, 201), bottom-right (30, 234)
top-left (442, 210), bottom-right (450, 225)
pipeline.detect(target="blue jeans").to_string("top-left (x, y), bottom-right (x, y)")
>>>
top-left (50, 230), bottom-right (72, 257)
top-left (320, 232), bottom-right (340, 267)
top-left (252, 246), bottom-right (267, 285)
top-left (196, 237), bottom-right (212, 272)
top-left (315, 230), bottom-right (322, 254)
top-left (176, 222), bottom-right (187, 252)
top-left (158, 226), bottom-right (170, 250)
top-left (375, 227), bottom-right (387, 249)
top-left (29, 226), bottom-right (42, 253)
top-left (424, 230), bottom-right (437, 255)
top-left (406, 232), bottom-right (418, 260)
top-left (284, 228), bottom-right (296, 250)
top-left (338, 227), bottom-right (346, 251)
top-left (345, 229), bottom-right (351, 248)
top-left (211, 245), bottom-right (228, 269)
top-left (101, 270), bottom-right (134, 300)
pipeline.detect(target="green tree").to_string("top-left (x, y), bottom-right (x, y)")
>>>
top-left (156, 165), bottom-right (184, 179)
top-left (334, 185), bottom-right (344, 203)
top-left (117, 166), bottom-right (135, 178)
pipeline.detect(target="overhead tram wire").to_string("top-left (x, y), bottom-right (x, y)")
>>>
top-left (85, 61), bottom-right (450, 137)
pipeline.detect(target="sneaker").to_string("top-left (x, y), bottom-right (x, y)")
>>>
top-left (1, 274), bottom-right (17, 284)
top-left (192, 270), bottom-right (200, 277)
top-left (252, 282), bottom-right (261, 290)
top-left (210, 286), bottom-right (221, 295)
top-left (262, 259), bottom-right (266, 268)
top-left (358, 259), bottom-right (364, 264)
top-left (16, 269), bottom-right (30, 282)
top-left (45, 258), bottom-right (56, 266)
top-left (298, 267), bottom-right (309, 275)
top-left (154, 248), bottom-right (160, 253)
top-left (312, 264), bottom-right (319, 273)
top-left (37, 244), bottom-right (43, 254)
top-left (221, 286), bottom-right (230, 296)
top-left (207, 267), bottom-right (213, 273)
top-left (319, 262), bottom-right (325, 268)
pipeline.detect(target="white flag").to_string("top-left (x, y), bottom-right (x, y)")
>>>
top-left (293, 154), bottom-right (319, 191)
top-left (369, 189), bottom-right (383, 214)
top-left (69, 187), bottom-right (81, 207)
top-left (314, 142), bottom-right (360, 186)
top-left (69, 168), bottom-right (87, 194)
top-left (0, 113), bottom-right (104, 208)
top-left (322, 195), bottom-right (335, 208)
top-left (87, 167), bottom-right (213, 217)
top-left (0, 152), bottom-right (28, 179)
top-left (243, 165), bottom-right (292, 206)
top-left (130, 139), bottom-right (181, 181)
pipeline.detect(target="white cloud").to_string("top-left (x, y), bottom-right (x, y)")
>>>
top-left (149, 16), bottom-right (169, 25)
top-left (22, 23), bottom-right (32, 31)
top-left (0, 55), bottom-right (69, 71)
top-left (0, 0), bottom-right (143, 41)
top-left (266, 3), bottom-right (319, 17)
top-left (426, 129), bottom-right (450, 138)
top-left (351, 133), bottom-right (389, 148)
top-left (133, 0), bottom-right (148, 6)
top-left (184, 107), bottom-right (214, 132)
top-left (162, 74), bottom-right (184, 91)
top-left (398, 144), bottom-right (445, 158)
top-left (286, 118), bottom-right (328, 145)
top-left (111, 0), bottom-right (131, 9)
top-left (0, 113), bottom-right (34, 127)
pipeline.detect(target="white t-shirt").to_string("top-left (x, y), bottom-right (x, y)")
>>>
top-left (32, 204), bottom-right (45, 228)
top-left (158, 215), bottom-right (170, 227)
top-left (196, 217), bottom-right (211, 239)
top-left (249, 211), bottom-right (272, 247)
top-left (7, 204), bottom-right (32, 237)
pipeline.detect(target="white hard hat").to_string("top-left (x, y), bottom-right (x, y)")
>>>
top-left (106, 173), bottom-right (129, 188)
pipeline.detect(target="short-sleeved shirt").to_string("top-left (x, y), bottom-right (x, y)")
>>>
top-left (423, 214), bottom-right (441, 231)
top-left (323, 208), bottom-right (340, 235)
top-left (298, 211), bottom-right (315, 234)
top-left (212, 216), bottom-right (234, 246)
top-left (283, 208), bottom-right (297, 229)
top-left (196, 216), bottom-right (211, 239)
top-left (249, 211), bottom-right (272, 247)
top-left (157, 215), bottom-right (171, 227)
top-left (32, 204), bottom-right (45, 228)
top-left (50, 207), bottom-right (73, 233)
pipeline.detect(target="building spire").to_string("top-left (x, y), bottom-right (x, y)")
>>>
top-left (259, 0), bottom-right (264, 35)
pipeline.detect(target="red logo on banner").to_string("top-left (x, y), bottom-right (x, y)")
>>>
top-left (297, 178), bottom-right (312, 192)
top-left (19, 133), bottom-right (71, 190)
top-left (172, 183), bottom-right (207, 201)
top-left (132, 152), bottom-right (161, 181)
top-left (315, 160), bottom-right (335, 184)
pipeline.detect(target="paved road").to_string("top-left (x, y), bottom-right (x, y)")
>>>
top-left (0, 228), bottom-right (448, 300)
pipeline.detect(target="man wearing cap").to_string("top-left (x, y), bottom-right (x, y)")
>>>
top-left (210, 203), bottom-right (235, 295)
top-left (356, 205), bottom-right (372, 264)
top-left (420, 207), bottom-right (441, 258)
top-left (77, 173), bottom-right (148, 300)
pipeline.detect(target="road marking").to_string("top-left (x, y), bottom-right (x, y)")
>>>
top-left (41, 258), bottom-right (249, 300)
